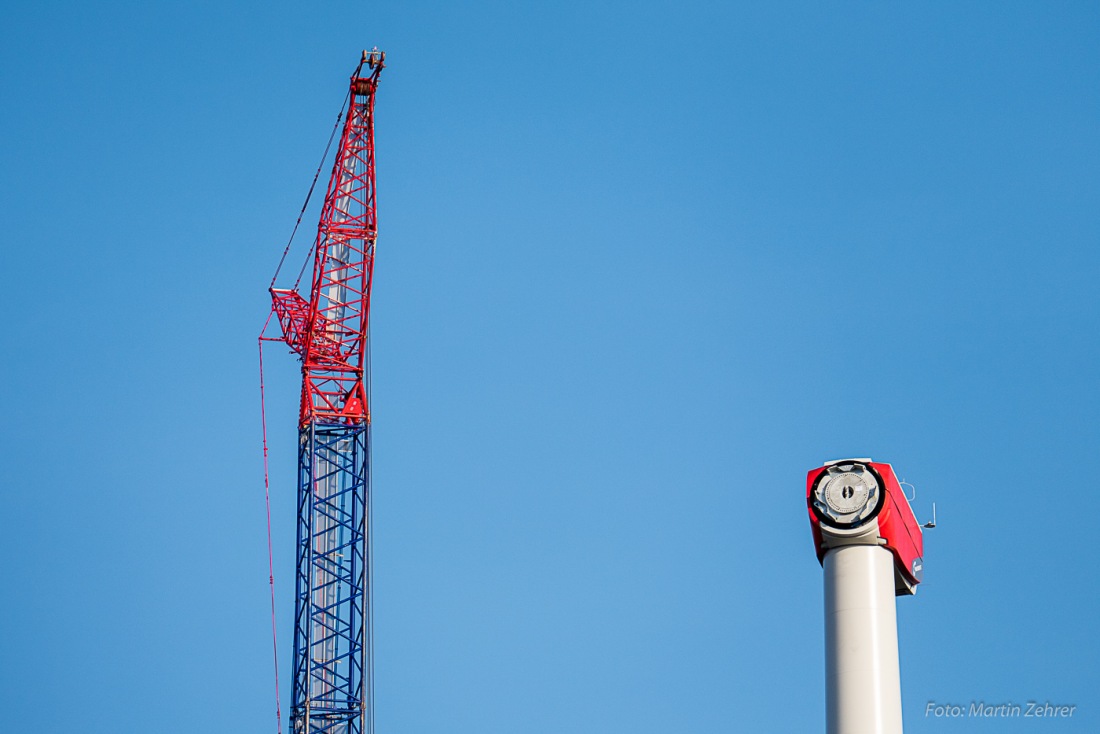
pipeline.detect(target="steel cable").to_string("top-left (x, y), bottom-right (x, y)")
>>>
top-left (269, 89), bottom-right (352, 291)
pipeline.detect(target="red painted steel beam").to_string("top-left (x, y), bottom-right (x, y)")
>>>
top-left (270, 54), bottom-right (384, 426)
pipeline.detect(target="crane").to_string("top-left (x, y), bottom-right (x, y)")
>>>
top-left (261, 49), bottom-right (385, 734)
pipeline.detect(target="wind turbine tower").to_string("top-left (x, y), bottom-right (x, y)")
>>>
top-left (806, 459), bottom-right (925, 734)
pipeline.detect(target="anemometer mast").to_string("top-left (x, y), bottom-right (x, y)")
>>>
top-left (806, 459), bottom-right (925, 734)
top-left (266, 49), bottom-right (385, 734)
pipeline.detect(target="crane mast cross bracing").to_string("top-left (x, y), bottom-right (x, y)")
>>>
top-left (265, 49), bottom-right (385, 734)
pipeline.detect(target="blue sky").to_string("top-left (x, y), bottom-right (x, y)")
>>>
top-left (1, 2), bottom-right (1097, 732)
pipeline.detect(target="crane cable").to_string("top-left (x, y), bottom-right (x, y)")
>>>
top-left (269, 88), bottom-right (352, 291)
top-left (258, 83), bottom-right (353, 734)
top-left (257, 331), bottom-right (283, 734)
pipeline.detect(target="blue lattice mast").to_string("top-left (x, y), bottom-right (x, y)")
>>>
top-left (265, 49), bottom-right (385, 734)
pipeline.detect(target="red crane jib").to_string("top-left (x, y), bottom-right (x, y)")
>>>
top-left (270, 288), bottom-right (343, 361)
top-left (268, 64), bottom-right (381, 426)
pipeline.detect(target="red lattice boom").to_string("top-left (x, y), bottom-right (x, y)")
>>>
top-left (270, 59), bottom-right (382, 425)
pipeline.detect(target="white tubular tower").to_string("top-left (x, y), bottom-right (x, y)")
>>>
top-left (824, 541), bottom-right (903, 733)
top-left (806, 459), bottom-right (925, 734)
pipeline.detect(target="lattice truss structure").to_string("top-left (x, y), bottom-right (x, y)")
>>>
top-left (264, 50), bottom-right (384, 734)
top-left (292, 424), bottom-right (369, 734)
top-left (271, 66), bottom-right (380, 426)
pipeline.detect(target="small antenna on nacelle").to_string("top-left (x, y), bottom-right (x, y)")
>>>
top-left (923, 502), bottom-right (937, 529)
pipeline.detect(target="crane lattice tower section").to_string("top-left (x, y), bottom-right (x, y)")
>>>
top-left (268, 51), bottom-right (385, 734)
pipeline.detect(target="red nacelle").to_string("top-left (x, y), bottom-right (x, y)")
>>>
top-left (806, 460), bottom-right (924, 595)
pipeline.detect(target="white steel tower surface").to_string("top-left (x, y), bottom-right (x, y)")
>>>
top-left (806, 459), bottom-right (925, 734)
top-left (824, 544), bottom-right (903, 733)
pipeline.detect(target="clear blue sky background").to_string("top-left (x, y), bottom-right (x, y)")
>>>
top-left (1, 2), bottom-right (1097, 732)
